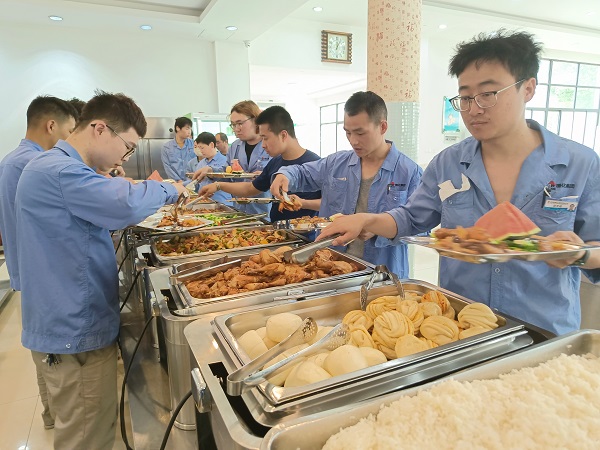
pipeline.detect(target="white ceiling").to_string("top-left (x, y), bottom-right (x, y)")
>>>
top-left (1, 0), bottom-right (599, 100)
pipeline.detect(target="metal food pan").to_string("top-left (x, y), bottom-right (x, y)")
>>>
top-left (174, 249), bottom-right (373, 310)
top-left (213, 280), bottom-right (528, 408)
top-left (150, 226), bottom-right (305, 265)
top-left (182, 202), bottom-right (237, 213)
top-left (261, 329), bottom-right (599, 450)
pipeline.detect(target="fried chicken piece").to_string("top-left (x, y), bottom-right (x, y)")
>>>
top-left (258, 249), bottom-right (282, 265)
top-left (245, 262), bottom-right (286, 277)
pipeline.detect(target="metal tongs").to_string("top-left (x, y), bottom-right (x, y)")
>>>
top-left (360, 265), bottom-right (405, 310)
top-left (219, 213), bottom-right (267, 226)
top-left (169, 191), bottom-right (190, 220)
top-left (281, 235), bottom-right (354, 264)
top-left (227, 319), bottom-right (350, 396)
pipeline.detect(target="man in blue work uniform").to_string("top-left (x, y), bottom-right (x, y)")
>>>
top-left (190, 131), bottom-right (232, 204)
top-left (318, 30), bottom-right (600, 336)
top-left (161, 116), bottom-right (195, 184)
top-left (198, 105), bottom-right (321, 222)
top-left (0, 95), bottom-right (78, 430)
top-left (270, 91), bottom-right (423, 278)
top-left (16, 91), bottom-right (187, 450)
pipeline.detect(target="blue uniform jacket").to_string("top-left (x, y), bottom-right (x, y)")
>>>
top-left (386, 120), bottom-right (600, 335)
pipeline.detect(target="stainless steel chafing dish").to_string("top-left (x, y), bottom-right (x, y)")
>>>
top-left (149, 225), bottom-right (305, 266)
top-left (170, 248), bottom-right (372, 313)
top-left (183, 201), bottom-right (237, 213)
top-left (184, 281), bottom-right (550, 449)
top-left (261, 329), bottom-right (599, 449)
top-left (144, 249), bottom-right (379, 431)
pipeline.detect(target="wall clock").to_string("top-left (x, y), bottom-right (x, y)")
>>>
top-left (321, 30), bottom-right (352, 64)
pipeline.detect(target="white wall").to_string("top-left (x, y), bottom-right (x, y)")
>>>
top-left (0, 22), bottom-right (219, 156)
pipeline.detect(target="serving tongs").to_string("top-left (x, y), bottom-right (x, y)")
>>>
top-left (227, 319), bottom-right (351, 396)
top-left (281, 235), bottom-right (354, 264)
top-left (359, 264), bottom-right (404, 310)
top-left (169, 258), bottom-right (242, 285)
top-left (168, 256), bottom-right (230, 285)
top-left (218, 213), bottom-right (267, 226)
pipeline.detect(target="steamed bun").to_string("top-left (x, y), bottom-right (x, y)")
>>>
top-left (238, 330), bottom-right (269, 359)
top-left (284, 361), bottom-right (332, 388)
top-left (358, 347), bottom-right (387, 367)
top-left (266, 312), bottom-right (303, 343)
top-left (323, 345), bottom-right (369, 377)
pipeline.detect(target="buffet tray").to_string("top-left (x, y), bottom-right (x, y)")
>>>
top-left (212, 281), bottom-right (533, 418)
top-left (232, 197), bottom-right (280, 204)
top-left (261, 329), bottom-right (599, 449)
top-left (149, 225), bottom-right (305, 265)
top-left (207, 172), bottom-right (258, 179)
top-left (401, 235), bottom-right (599, 263)
top-left (182, 202), bottom-right (237, 213)
top-left (136, 212), bottom-right (213, 232)
top-left (174, 248), bottom-right (372, 310)
top-left (274, 218), bottom-right (332, 231)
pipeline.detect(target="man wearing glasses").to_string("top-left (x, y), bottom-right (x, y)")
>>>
top-left (318, 30), bottom-right (600, 337)
top-left (15, 91), bottom-right (187, 450)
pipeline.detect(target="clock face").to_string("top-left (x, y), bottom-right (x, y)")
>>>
top-left (327, 34), bottom-right (348, 60)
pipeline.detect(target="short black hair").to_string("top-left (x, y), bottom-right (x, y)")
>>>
top-left (68, 97), bottom-right (86, 116)
top-left (215, 132), bottom-right (228, 144)
top-left (448, 29), bottom-right (543, 81)
top-left (174, 116), bottom-right (193, 132)
top-left (76, 90), bottom-right (147, 137)
top-left (26, 96), bottom-right (78, 129)
top-left (344, 91), bottom-right (387, 123)
top-left (255, 105), bottom-right (296, 139)
top-left (195, 131), bottom-right (216, 146)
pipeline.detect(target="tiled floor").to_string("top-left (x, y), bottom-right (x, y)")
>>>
top-left (0, 260), bottom-right (129, 450)
top-left (0, 250), bottom-right (439, 449)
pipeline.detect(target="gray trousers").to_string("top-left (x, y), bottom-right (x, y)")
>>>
top-left (31, 344), bottom-right (118, 450)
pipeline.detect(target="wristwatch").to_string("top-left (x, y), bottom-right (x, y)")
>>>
top-left (215, 181), bottom-right (221, 191)
top-left (570, 250), bottom-right (590, 267)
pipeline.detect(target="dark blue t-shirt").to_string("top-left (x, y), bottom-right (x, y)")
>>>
top-left (252, 150), bottom-right (321, 222)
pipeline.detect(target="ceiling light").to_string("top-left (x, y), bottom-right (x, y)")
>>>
top-left (226, 26), bottom-right (238, 31)
top-left (313, 6), bottom-right (323, 12)
top-left (48, 15), bottom-right (63, 21)
top-left (140, 25), bottom-right (152, 30)
top-left (438, 24), bottom-right (447, 30)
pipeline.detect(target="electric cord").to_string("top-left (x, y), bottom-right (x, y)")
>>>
top-left (119, 314), bottom-right (154, 450)
top-left (159, 389), bottom-right (193, 450)
top-left (119, 270), bottom-right (142, 312)
top-left (117, 245), bottom-right (135, 274)
top-left (114, 230), bottom-right (126, 255)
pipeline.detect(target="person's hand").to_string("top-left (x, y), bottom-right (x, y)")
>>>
top-left (288, 194), bottom-right (303, 208)
top-left (192, 166), bottom-right (212, 181)
top-left (316, 213), bottom-right (370, 246)
top-left (198, 183), bottom-right (218, 198)
top-left (112, 165), bottom-right (126, 177)
top-left (544, 230), bottom-right (585, 269)
top-left (270, 174), bottom-right (289, 199)
top-left (172, 182), bottom-right (188, 196)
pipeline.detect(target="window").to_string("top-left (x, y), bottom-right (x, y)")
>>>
top-left (319, 102), bottom-right (346, 156)
top-left (526, 59), bottom-right (600, 153)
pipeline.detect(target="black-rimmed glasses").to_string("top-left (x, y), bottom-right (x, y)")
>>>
top-left (229, 118), bottom-right (251, 129)
top-left (449, 79), bottom-right (526, 112)
top-left (91, 123), bottom-right (137, 158)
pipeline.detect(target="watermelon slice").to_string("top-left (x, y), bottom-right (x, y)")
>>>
top-left (474, 201), bottom-right (540, 241)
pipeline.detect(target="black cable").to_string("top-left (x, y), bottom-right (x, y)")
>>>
top-left (114, 230), bottom-right (126, 255)
top-left (117, 245), bottom-right (135, 274)
top-left (120, 270), bottom-right (142, 312)
top-left (159, 389), bottom-right (193, 450)
top-left (119, 314), bottom-right (154, 450)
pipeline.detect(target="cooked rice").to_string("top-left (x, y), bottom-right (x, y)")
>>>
top-left (322, 353), bottom-right (600, 450)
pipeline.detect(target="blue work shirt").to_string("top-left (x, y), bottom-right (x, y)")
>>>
top-left (385, 121), bottom-right (600, 335)
top-left (226, 139), bottom-right (272, 215)
top-left (252, 149), bottom-right (321, 222)
top-left (161, 138), bottom-right (195, 185)
top-left (280, 141), bottom-right (422, 277)
top-left (195, 152), bottom-right (232, 204)
top-left (16, 140), bottom-right (179, 354)
top-left (0, 139), bottom-right (45, 290)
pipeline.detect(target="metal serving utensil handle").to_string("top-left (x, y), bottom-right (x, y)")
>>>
top-left (221, 213), bottom-right (267, 226)
top-left (238, 323), bottom-right (350, 391)
top-left (226, 317), bottom-right (317, 396)
top-left (286, 235), bottom-right (354, 264)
